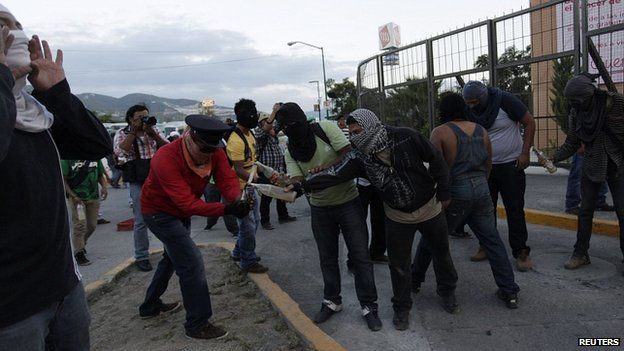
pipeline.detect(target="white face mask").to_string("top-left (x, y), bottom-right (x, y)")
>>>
top-left (7, 29), bottom-right (30, 70)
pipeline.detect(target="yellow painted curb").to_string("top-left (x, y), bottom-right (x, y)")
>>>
top-left (496, 206), bottom-right (619, 237)
top-left (205, 242), bottom-right (347, 351)
top-left (86, 242), bottom-right (346, 351)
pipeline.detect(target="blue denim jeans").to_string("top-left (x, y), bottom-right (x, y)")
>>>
top-left (141, 213), bottom-right (212, 333)
top-left (412, 176), bottom-right (519, 295)
top-left (565, 153), bottom-right (609, 210)
top-left (310, 198), bottom-right (378, 308)
top-left (233, 192), bottom-right (261, 269)
top-left (0, 283), bottom-right (90, 351)
top-left (129, 182), bottom-right (149, 261)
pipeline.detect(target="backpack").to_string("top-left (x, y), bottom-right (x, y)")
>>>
top-left (225, 127), bottom-right (255, 166)
top-left (310, 122), bottom-right (332, 147)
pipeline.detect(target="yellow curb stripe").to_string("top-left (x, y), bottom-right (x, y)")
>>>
top-left (204, 242), bottom-right (347, 351)
top-left (87, 241), bottom-right (346, 351)
top-left (496, 206), bottom-right (619, 237)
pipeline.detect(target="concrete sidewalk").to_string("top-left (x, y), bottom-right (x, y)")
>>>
top-left (80, 172), bottom-right (623, 350)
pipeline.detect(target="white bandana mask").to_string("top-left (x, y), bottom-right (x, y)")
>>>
top-left (3, 20), bottom-right (54, 132)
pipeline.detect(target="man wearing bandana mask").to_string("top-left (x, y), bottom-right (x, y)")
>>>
top-left (290, 107), bottom-right (458, 331)
top-left (462, 81), bottom-right (536, 272)
top-left (550, 73), bottom-right (624, 270)
top-left (225, 98), bottom-right (268, 273)
top-left (0, 4), bottom-right (113, 349)
top-left (276, 103), bottom-right (382, 332)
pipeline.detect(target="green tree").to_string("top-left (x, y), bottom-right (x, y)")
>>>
top-left (97, 113), bottom-right (114, 123)
top-left (475, 45), bottom-right (532, 108)
top-left (326, 78), bottom-right (358, 117)
top-left (383, 79), bottom-right (440, 137)
top-left (549, 56), bottom-right (574, 134)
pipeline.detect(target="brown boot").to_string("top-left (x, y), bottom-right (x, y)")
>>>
top-left (564, 252), bottom-right (590, 270)
top-left (516, 249), bottom-right (533, 272)
top-left (470, 246), bottom-right (487, 262)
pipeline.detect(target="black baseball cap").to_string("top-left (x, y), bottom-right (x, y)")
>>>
top-left (185, 115), bottom-right (231, 148)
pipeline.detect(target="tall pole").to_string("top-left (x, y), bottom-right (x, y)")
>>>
top-left (320, 47), bottom-right (329, 119)
top-left (309, 80), bottom-right (321, 121)
top-left (288, 41), bottom-right (330, 120)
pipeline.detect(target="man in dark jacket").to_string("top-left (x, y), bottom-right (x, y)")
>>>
top-left (0, 7), bottom-right (112, 349)
top-left (550, 73), bottom-right (624, 270)
top-left (300, 108), bottom-right (458, 331)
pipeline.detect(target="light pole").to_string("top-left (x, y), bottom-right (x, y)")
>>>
top-left (309, 80), bottom-right (321, 121)
top-left (287, 41), bottom-right (329, 119)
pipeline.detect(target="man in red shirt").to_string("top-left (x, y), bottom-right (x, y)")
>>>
top-left (139, 115), bottom-right (251, 340)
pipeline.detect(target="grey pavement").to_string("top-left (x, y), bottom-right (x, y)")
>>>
top-left (82, 170), bottom-right (624, 351)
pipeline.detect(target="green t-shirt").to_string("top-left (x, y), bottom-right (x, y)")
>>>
top-left (285, 121), bottom-right (358, 207)
top-left (61, 160), bottom-right (104, 200)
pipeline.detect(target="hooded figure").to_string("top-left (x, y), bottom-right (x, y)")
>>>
top-left (275, 102), bottom-right (317, 162)
top-left (347, 108), bottom-right (389, 155)
top-left (564, 73), bottom-right (608, 143)
top-left (462, 80), bottom-right (503, 130)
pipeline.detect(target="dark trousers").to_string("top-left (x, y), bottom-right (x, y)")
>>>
top-left (566, 153), bottom-right (609, 210)
top-left (141, 213), bottom-right (212, 333)
top-left (489, 162), bottom-right (530, 257)
top-left (575, 160), bottom-right (624, 256)
top-left (358, 185), bottom-right (387, 257)
top-left (412, 177), bottom-right (519, 295)
top-left (386, 212), bottom-right (457, 312)
top-left (204, 183), bottom-right (239, 235)
top-left (310, 198), bottom-right (378, 307)
top-left (260, 194), bottom-right (289, 224)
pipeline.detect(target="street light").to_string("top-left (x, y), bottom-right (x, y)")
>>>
top-left (287, 41), bottom-right (329, 119)
top-left (309, 80), bottom-right (321, 121)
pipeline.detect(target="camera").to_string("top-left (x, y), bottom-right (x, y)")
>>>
top-left (141, 116), bottom-right (157, 126)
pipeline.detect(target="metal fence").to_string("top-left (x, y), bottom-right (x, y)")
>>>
top-left (357, 0), bottom-right (623, 155)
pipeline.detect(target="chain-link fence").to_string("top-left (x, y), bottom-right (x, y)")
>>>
top-left (357, 0), bottom-right (623, 157)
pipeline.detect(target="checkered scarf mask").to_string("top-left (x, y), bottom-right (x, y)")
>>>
top-left (348, 109), bottom-right (389, 155)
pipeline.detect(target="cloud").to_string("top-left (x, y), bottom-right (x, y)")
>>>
top-left (35, 23), bottom-right (356, 111)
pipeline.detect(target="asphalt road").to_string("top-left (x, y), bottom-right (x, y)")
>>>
top-left (81, 169), bottom-right (623, 351)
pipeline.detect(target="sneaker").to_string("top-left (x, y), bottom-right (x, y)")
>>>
top-left (313, 300), bottom-right (342, 324)
top-left (241, 262), bottom-right (268, 274)
top-left (185, 323), bottom-right (228, 340)
top-left (411, 280), bottom-right (421, 294)
top-left (441, 293), bottom-right (460, 314)
top-left (135, 259), bottom-right (153, 272)
top-left (470, 246), bottom-right (487, 262)
top-left (231, 255), bottom-right (261, 262)
top-left (565, 207), bottom-right (580, 215)
top-left (362, 305), bottom-right (382, 331)
top-left (371, 255), bottom-right (389, 264)
top-left (564, 252), bottom-right (591, 270)
top-left (597, 203), bottom-right (615, 211)
top-left (496, 289), bottom-right (519, 309)
top-left (140, 301), bottom-right (182, 319)
top-left (516, 249), bottom-right (533, 272)
top-left (74, 251), bottom-right (91, 266)
top-left (392, 310), bottom-right (409, 331)
top-left (261, 222), bottom-right (275, 230)
top-left (278, 216), bottom-right (297, 224)
top-left (449, 230), bottom-right (471, 239)
top-left (97, 218), bottom-right (110, 224)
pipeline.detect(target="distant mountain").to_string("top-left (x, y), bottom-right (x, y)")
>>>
top-left (76, 93), bottom-right (235, 122)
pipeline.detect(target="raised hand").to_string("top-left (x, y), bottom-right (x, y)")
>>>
top-left (27, 35), bottom-right (65, 91)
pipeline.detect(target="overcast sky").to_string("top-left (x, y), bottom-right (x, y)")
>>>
top-left (7, 0), bottom-right (528, 112)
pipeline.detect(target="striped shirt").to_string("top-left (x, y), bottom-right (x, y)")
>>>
top-left (113, 127), bottom-right (160, 161)
top-left (255, 128), bottom-right (286, 173)
top-left (553, 93), bottom-right (624, 182)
